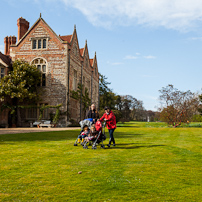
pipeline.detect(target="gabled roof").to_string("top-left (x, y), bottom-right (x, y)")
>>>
top-left (14, 15), bottom-right (63, 46)
top-left (89, 59), bottom-right (94, 67)
top-left (0, 52), bottom-right (11, 67)
top-left (91, 52), bottom-right (98, 70)
top-left (59, 35), bottom-right (72, 43)
top-left (83, 40), bottom-right (90, 59)
top-left (80, 48), bottom-right (84, 56)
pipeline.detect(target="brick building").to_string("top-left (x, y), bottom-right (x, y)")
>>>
top-left (0, 15), bottom-right (99, 127)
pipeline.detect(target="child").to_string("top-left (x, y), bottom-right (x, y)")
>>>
top-left (77, 126), bottom-right (89, 144)
top-left (84, 125), bottom-right (98, 143)
top-left (94, 119), bottom-right (102, 132)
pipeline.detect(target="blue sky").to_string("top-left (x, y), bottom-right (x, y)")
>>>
top-left (1, 0), bottom-right (202, 111)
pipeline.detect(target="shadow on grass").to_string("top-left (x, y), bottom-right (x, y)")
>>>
top-left (108, 144), bottom-right (166, 150)
top-left (0, 131), bottom-right (145, 144)
top-left (0, 142), bottom-right (15, 145)
top-left (116, 122), bottom-right (140, 128)
top-left (117, 125), bottom-right (140, 128)
top-left (0, 130), bottom-right (79, 142)
top-left (113, 132), bottom-right (146, 138)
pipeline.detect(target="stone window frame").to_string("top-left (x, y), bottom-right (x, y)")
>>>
top-left (0, 65), bottom-right (5, 80)
top-left (31, 57), bottom-right (48, 87)
top-left (31, 37), bottom-right (49, 50)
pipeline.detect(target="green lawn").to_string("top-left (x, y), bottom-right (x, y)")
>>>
top-left (0, 122), bottom-right (202, 201)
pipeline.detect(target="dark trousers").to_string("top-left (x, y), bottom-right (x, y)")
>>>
top-left (108, 129), bottom-right (115, 144)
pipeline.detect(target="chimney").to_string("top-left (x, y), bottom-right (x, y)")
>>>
top-left (4, 36), bottom-right (8, 55)
top-left (17, 17), bottom-right (29, 42)
top-left (4, 36), bottom-right (16, 55)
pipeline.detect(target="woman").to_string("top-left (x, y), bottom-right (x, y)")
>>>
top-left (86, 104), bottom-right (99, 123)
top-left (99, 106), bottom-right (116, 147)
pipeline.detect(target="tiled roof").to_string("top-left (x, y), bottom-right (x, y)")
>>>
top-left (59, 35), bottom-right (72, 43)
top-left (0, 52), bottom-right (11, 67)
top-left (89, 59), bottom-right (94, 67)
top-left (80, 48), bottom-right (84, 56)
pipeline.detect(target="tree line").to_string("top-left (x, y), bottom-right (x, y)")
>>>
top-left (99, 76), bottom-right (202, 126)
top-left (158, 84), bottom-right (202, 126)
top-left (99, 74), bottom-right (152, 123)
top-left (1, 60), bottom-right (202, 126)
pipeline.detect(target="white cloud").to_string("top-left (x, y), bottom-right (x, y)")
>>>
top-left (124, 55), bottom-right (138, 60)
top-left (111, 62), bottom-right (124, 66)
top-left (0, 45), bottom-right (4, 53)
top-left (107, 61), bottom-right (123, 66)
top-left (189, 37), bottom-right (202, 41)
top-left (144, 55), bottom-right (156, 59)
top-left (58, 0), bottom-right (202, 31)
top-left (124, 54), bottom-right (156, 60)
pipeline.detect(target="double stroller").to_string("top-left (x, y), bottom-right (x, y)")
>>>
top-left (74, 118), bottom-right (106, 149)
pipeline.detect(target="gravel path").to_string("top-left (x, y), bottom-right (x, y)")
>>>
top-left (0, 127), bottom-right (79, 135)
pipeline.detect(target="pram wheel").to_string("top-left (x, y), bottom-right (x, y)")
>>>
top-left (83, 145), bottom-right (88, 149)
top-left (92, 146), bottom-right (97, 150)
top-left (74, 143), bottom-right (78, 146)
top-left (101, 145), bottom-right (105, 149)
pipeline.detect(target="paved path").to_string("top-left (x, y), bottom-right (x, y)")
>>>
top-left (0, 127), bottom-right (80, 135)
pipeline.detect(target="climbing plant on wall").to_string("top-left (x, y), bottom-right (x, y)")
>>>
top-left (38, 104), bottom-right (62, 124)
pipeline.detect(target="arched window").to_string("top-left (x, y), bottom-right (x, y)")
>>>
top-left (32, 58), bottom-right (47, 86)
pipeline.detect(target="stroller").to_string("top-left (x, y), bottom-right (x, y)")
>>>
top-left (74, 118), bottom-right (93, 146)
top-left (83, 121), bottom-right (106, 149)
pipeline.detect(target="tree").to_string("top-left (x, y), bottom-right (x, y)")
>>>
top-left (159, 84), bottom-right (199, 126)
top-left (197, 94), bottom-right (202, 115)
top-left (131, 100), bottom-right (146, 121)
top-left (98, 73), bottom-right (146, 122)
top-left (99, 73), bottom-right (116, 110)
top-left (115, 95), bottom-right (146, 122)
top-left (0, 59), bottom-right (41, 126)
top-left (116, 95), bottom-right (134, 122)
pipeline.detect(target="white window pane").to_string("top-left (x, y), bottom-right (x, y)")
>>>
top-left (42, 65), bottom-right (46, 72)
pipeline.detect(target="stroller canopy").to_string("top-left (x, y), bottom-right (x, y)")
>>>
top-left (79, 119), bottom-right (93, 130)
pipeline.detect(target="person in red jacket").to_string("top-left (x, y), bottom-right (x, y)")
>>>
top-left (99, 106), bottom-right (116, 147)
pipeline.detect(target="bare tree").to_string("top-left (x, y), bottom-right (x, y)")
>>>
top-left (159, 84), bottom-right (200, 126)
top-left (131, 99), bottom-right (146, 121)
